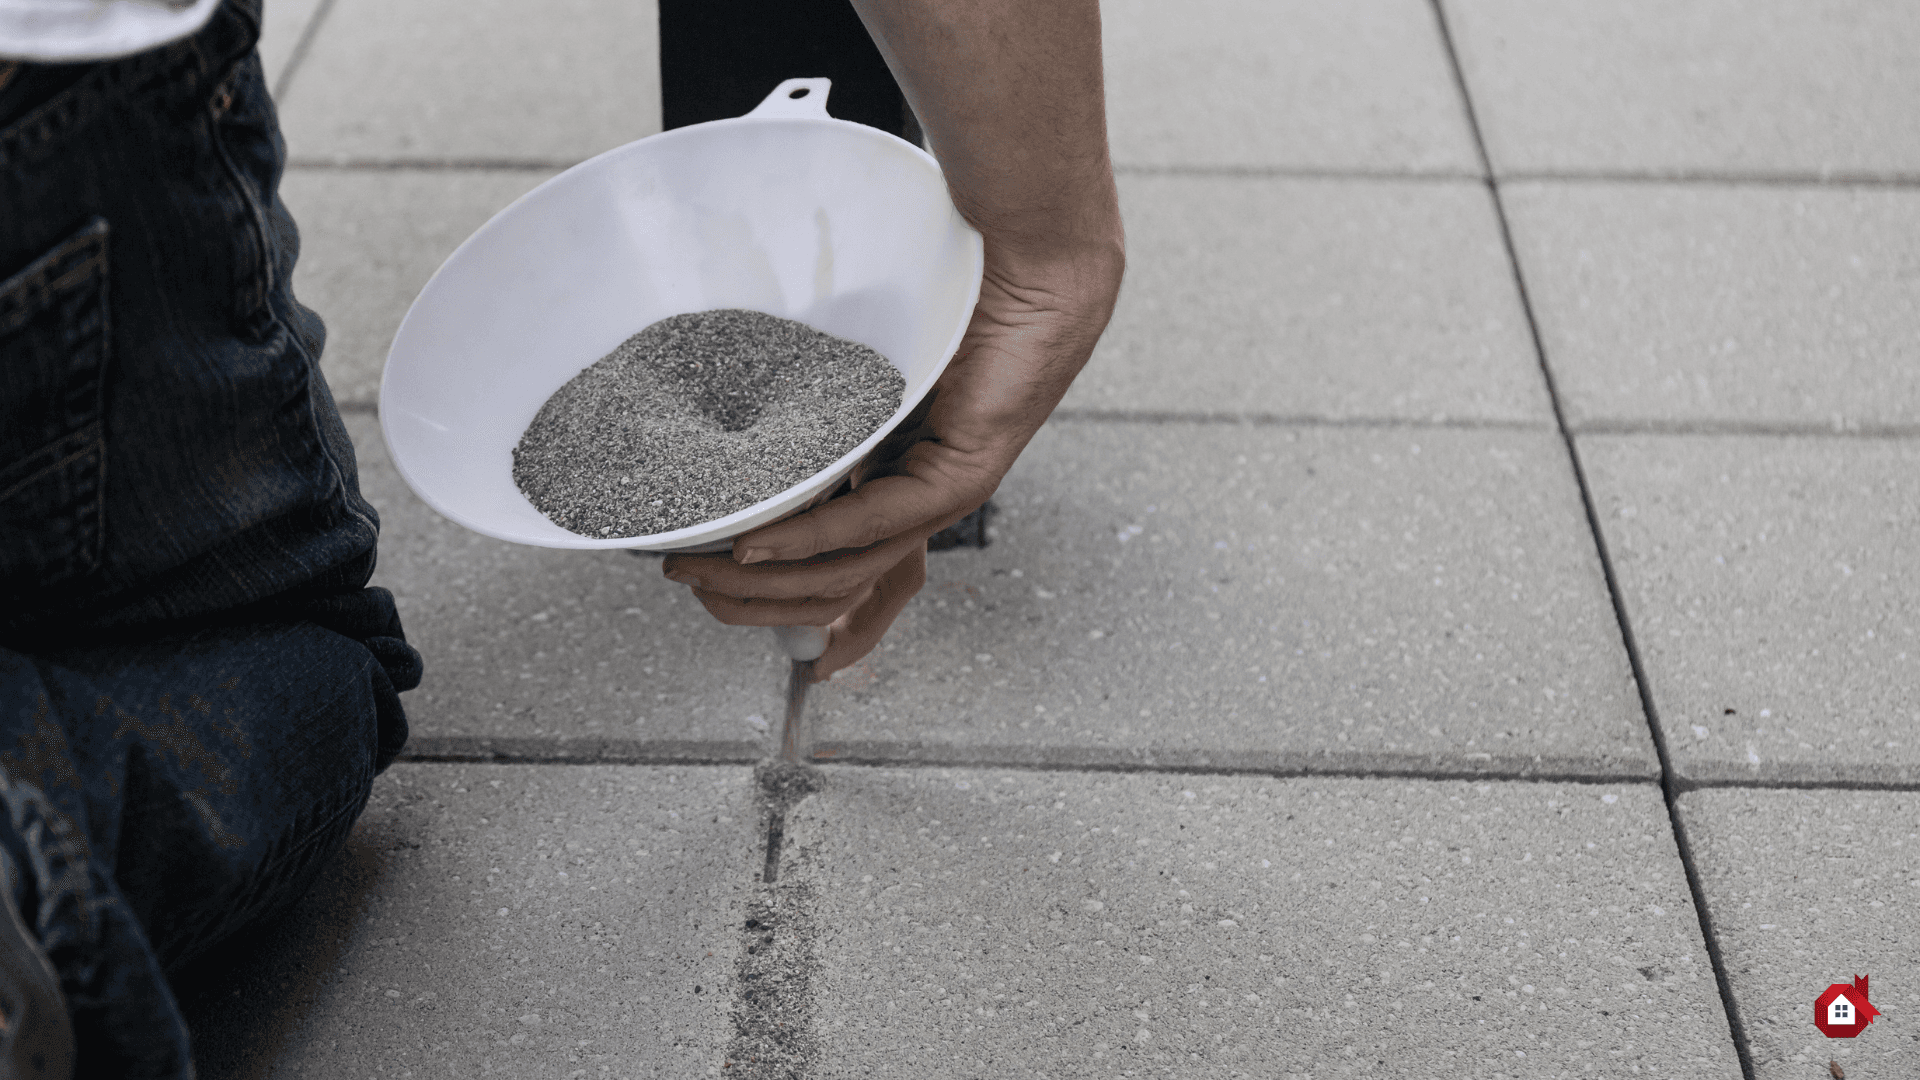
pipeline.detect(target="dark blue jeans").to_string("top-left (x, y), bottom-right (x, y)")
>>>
top-left (0, 1), bottom-right (419, 1076)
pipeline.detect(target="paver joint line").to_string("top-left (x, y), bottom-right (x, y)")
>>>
top-left (725, 762), bottom-right (826, 1077)
top-left (1675, 776), bottom-right (1920, 796)
top-left (1572, 417), bottom-right (1920, 440)
top-left (1427, 1), bottom-right (1756, 1075)
top-left (393, 748), bottom-right (1920, 797)
top-left (760, 816), bottom-right (784, 886)
top-left (282, 157), bottom-right (1920, 190)
top-left (1111, 163), bottom-right (1488, 182)
top-left (1045, 407), bottom-right (1552, 431)
top-left (394, 750), bottom-right (762, 767)
top-left (1499, 167), bottom-right (1920, 189)
top-left (269, 0), bottom-right (340, 102)
top-left (345, 399), bottom-right (1920, 440)
top-left (809, 748), bottom-right (1658, 786)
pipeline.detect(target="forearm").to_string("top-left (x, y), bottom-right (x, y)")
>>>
top-left (847, 0), bottom-right (1125, 266)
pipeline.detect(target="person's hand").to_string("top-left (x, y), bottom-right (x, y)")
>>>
top-left (663, 0), bottom-right (1122, 682)
top-left (661, 236), bottom-right (1124, 682)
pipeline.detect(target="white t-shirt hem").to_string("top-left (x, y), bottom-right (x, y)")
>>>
top-left (0, 0), bottom-right (223, 63)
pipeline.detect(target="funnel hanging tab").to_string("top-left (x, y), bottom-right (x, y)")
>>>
top-left (746, 78), bottom-right (834, 120)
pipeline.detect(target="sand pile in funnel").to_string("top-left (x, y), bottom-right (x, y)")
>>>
top-left (512, 309), bottom-right (906, 538)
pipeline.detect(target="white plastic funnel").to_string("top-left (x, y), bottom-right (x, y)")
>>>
top-left (380, 78), bottom-right (985, 555)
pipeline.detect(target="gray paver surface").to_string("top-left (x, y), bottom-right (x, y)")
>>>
top-left (1059, 175), bottom-right (1551, 424)
top-left (274, 0), bottom-right (660, 162)
top-left (348, 413), bottom-right (785, 759)
top-left (811, 420), bottom-right (1650, 778)
top-left (782, 768), bottom-right (1740, 1077)
top-left (292, 171), bottom-right (1553, 424)
top-left (258, 0), bottom-right (324, 91)
top-left (1102, 0), bottom-right (1479, 172)
top-left (1444, 0), bottom-right (1920, 175)
top-left (1582, 434), bottom-right (1920, 785)
top-left (1506, 182), bottom-right (1920, 430)
top-left (286, 169), bottom-right (555, 407)
top-left (1680, 789), bottom-right (1919, 1076)
top-left (180, 0), bottom-right (1920, 1073)
top-left (178, 764), bottom-right (757, 1078)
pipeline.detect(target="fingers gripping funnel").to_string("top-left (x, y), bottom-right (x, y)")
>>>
top-left (379, 79), bottom-right (985, 554)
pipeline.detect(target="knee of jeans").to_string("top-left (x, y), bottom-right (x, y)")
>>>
top-left (296, 626), bottom-right (412, 777)
top-left (286, 622), bottom-right (393, 785)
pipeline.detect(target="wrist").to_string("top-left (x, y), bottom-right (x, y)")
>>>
top-left (949, 174), bottom-right (1126, 264)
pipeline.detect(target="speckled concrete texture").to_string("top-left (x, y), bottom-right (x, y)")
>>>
top-left (1102, 0), bottom-right (1478, 172)
top-left (810, 421), bottom-right (1650, 779)
top-left (273, 0), bottom-right (660, 162)
top-left (177, 764), bottom-right (757, 1078)
top-left (1506, 182), bottom-right (1920, 430)
top-left (346, 413), bottom-right (788, 759)
top-left (1444, 0), bottom-right (1920, 176)
top-left (192, 0), bottom-right (1920, 1072)
top-left (1058, 175), bottom-right (1552, 424)
top-left (286, 169), bottom-right (555, 407)
top-left (1680, 789), bottom-right (1919, 1076)
top-left (258, 0), bottom-right (325, 91)
top-left (1582, 434), bottom-right (1920, 785)
top-left (780, 768), bottom-right (1740, 1077)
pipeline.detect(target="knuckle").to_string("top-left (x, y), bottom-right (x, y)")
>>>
top-left (845, 511), bottom-right (895, 550)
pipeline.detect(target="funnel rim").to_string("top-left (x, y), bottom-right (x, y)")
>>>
top-left (378, 111), bottom-right (984, 552)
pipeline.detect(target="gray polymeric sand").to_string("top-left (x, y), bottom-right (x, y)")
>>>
top-left (513, 309), bottom-right (903, 539)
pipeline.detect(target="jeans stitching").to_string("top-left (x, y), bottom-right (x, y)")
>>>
top-left (271, 214), bottom-right (379, 548)
top-left (195, 50), bottom-right (272, 329)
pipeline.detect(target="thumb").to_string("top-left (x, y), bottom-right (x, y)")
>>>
top-left (810, 540), bottom-right (928, 682)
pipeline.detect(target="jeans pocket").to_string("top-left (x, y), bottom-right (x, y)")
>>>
top-left (0, 217), bottom-right (109, 593)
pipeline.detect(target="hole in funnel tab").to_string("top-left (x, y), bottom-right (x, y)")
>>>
top-left (789, 88), bottom-right (809, 99)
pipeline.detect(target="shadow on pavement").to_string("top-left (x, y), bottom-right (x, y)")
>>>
top-left (170, 824), bottom-right (395, 1079)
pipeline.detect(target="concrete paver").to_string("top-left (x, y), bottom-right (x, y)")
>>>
top-left (273, 0), bottom-right (660, 162)
top-left (347, 413), bottom-right (787, 760)
top-left (179, 1), bottom-right (1920, 1074)
top-left (1680, 789), bottom-right (1920, 1077)
top-left (259, 0), bottom-right (325, 92)
top-left (1506, 182), bottom-right (1920, 430)
top-left (1444, 0), bottom-right (1920, 176)
top-left (811, 421), bottom-right (1651, 779)
top-left (782, 768), bottom-right (1740, 1077)
top-left (286, 168), bottom-right (555, 407)
top-left (1582, 434), bottom-right (1920, 785)
top-left (1102, 0), bottom-right (1479, 172)
top-left (177, 763), bottom-right (758, 1079)
top-left (289, 169), bottom-right (1552, 424)
top-left (1060, 175), bottom-right (1552, 424)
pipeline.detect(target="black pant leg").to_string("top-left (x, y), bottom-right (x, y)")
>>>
top-left (659, 0), bottom-right (921, 144)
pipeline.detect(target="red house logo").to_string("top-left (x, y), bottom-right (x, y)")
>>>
top-left (1814, 976), bottom-right (1881, 1039)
